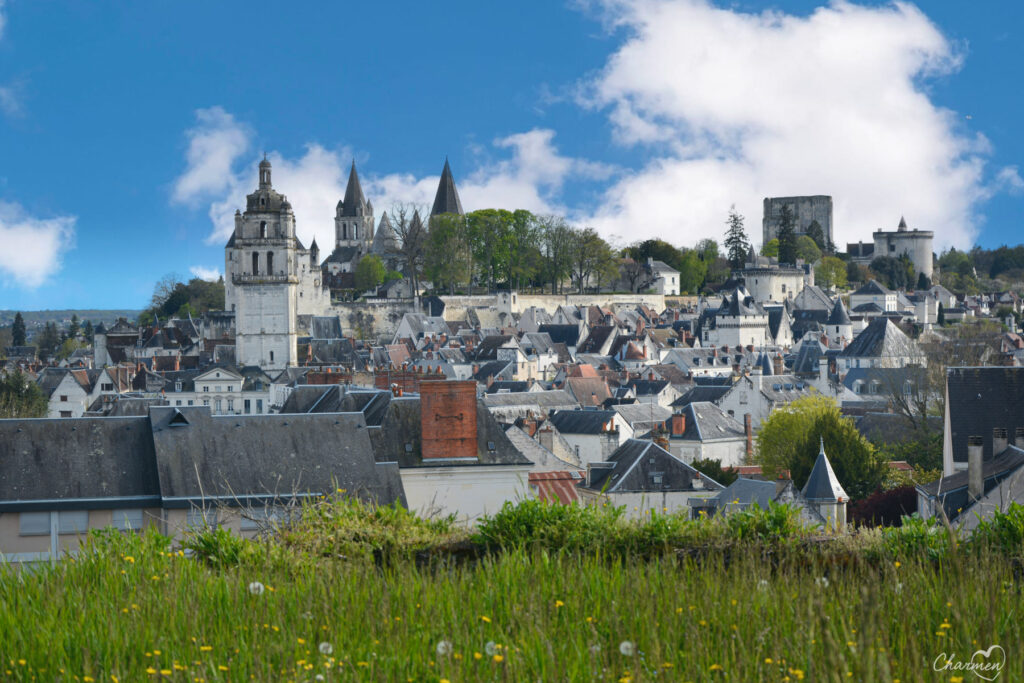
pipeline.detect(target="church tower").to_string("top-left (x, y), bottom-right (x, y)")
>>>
top-left (430, 158), bottom-right (464, 217)
top-left (225, 157), bottom-right (313, 371)
top-left (334, 161), bottom-right (374, 250)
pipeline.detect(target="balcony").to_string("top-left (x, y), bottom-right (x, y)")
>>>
top-left (232, 273), bottom-right (298, 285)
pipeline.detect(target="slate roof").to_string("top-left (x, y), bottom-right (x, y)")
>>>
top-left (793, 285), bottom-right (834, 311)
top-left (486, 381), bottom-right (533, 394)
top-left (802, 441), bottom-right (849, 502)
top-left (946, 367), bottom-right (1024, 464)
top-left (581, 439), bottom-right (724, 493)
top-left (673, 385), bottom-right (731, 407)
top-left (324, 245), bottom-right (361, 265)
top-left (539, 324), bottom-right (583, 347)
top-left (338, 161), bottom-right (368, 217)
top-left (371, 212), bottom-right (399, 255)
top-left (852, 280), bottom-right (893, 296)
top-left (827, 298), bottom-right (852, 325)
top-left (917, 446), bottom-right (1024, 521)
top-left (430, 159), bottom-right (464, 216)
top-left (310, 316), bottom-right (343, 340)
top-left (678, 401), bottom-right (746, 441)
top-left (611, 403), bottom-right (672, 430)
top-left (840, 317), bottom-right (920, 359)
top-left (548, 409), bottom-right (618, 435)
top-left (483, 389), bottom-right (579, 409)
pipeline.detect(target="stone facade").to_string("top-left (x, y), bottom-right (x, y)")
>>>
top-left (872, 217), bottom-right (934, 279)
top-left (763, 195), bottom-right (833, 246)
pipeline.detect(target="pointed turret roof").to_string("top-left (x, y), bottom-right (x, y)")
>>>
top-left (898, 216), bottom-right (908, 231)
top-left (826, 297), bottom-right (852, 326)
top-left (371, 212), bottom-right (399, 255)
top-left (431, 158), bottom-right (464, 216)
top-left (802, 439), bottom-right (848, 502)
top-left (339, 161), bottom-right (369, 217)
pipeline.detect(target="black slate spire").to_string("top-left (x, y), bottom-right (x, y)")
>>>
top-left (430, 158), bottom-right (464, 216)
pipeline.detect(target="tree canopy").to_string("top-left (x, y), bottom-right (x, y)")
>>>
top-left (140, 276), bottom-right (225, 325)
top-left (724, 208), bottom-right (751, 269)
top-left (0, 369), bottom-right (48, 418)
top-left (756, 395), bottom-right (887, 501)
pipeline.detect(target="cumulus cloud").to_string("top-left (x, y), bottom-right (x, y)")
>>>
top-left (174, 107), bottom-right (595, 247)
top-left (189, 265), bottom-right (221, 281)
top-left (579, 0), bottom-right (997, 250)
top-left (0, 0), bottom-right (6, 42)
top-left (0, 201), bottom-right (75, 288)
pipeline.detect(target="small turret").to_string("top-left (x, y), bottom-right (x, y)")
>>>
top-left (259, 156), bottom-right (272, 190)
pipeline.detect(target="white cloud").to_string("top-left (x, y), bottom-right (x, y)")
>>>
top-left (0, 201), bottom-right (75, 288)
top-left (189, 265), bottom-right (221, 281)
top-left (578, 0), bottom-right (998, 250)
top-left (175, 108), bottom-right (595, 247)
top-left (0, 84), bottom-right (22, 117)
top-left (0, 0), bottom-right (6, 42)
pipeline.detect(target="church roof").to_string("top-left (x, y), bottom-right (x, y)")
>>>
top-left (371, 212), bottom-right (399, 255)
top-left (431, 159), bottom-right (464, 216)
top-left (338, 161), bottom-right (369, 217)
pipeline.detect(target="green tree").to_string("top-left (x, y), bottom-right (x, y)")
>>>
top-left (691, 458), bottom-right (739, 486)
top-left (846, 259), bottom-right (867, 284)
top-left (676, 249), bottom-right (707, 294)
top-left (354, 254), bottom-right (387, 294)
top-left (870, 255), bottom-right (915, 290)
top-left (69, 314), bottom-right (80, 340)
top-left (538, 215), bottom-right (574, 294)
top-left (505, 210), bottom-right (542, 290)
top-left (795, 235), bottom-right (822, 264)
top-left (0, 369), bottom-right (48, 418)
top-left (36, 322), bottom-right (60, 361)
top-left (568, 228), bottom-right (616, 294)
top-left (916, 272), bottom-right (931, 290)
top-left (937, 302), bottom-right (945, 326)
top-left (12, 312), bottom-right (26, 346)
top-left (805, 220), bottom-right (828, 252)
top-left (756, 395), bottom-right (886, 501)
top-left (760, 239), bottom-right (779, 259)
top-left (724, 207), bottom-right (751, 269)
top-left (83, 320), bottom-right (95, 343)
top-left (776, 205), bottom-right (797, 264)
top-left (424, 213), bottom-right (472, 294)
top-left (815, 256), bottom-right (848, 290)
top-left (625, 239), bottom-right (684, 273)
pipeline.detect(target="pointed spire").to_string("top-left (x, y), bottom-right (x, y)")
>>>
top-left (827, 297), bottom-right (852, 326)
top-left (431, 158), bottom-right (464, 216)
top-left (802, 439), bottom-right (849, 502)
top-left (898, 215), bottom-right (908, 231)
top-left (339, 160), bottom-right (369, 217)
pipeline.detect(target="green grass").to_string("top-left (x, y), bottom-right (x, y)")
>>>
top-left (0, 499), bottom-right (1021, 682)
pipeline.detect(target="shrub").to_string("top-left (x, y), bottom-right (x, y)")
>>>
top-left (849, 486), bottom-right (918, 527)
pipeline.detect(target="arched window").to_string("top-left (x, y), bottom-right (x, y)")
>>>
top-left (260, 221), bottom-right (267, 238)
top-left (342, 224), bottom-right (347, 240)
top-left (267, 251), bottom-right (274, 274)
top-left (252, 252), bottom-right (259, 275)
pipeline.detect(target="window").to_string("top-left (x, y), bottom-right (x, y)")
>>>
top-left (252, 252), bottom-right (259, 274)
top-left (227, 386), bottom-right (234, 392)
top-left (19, 512), bottom-right (50, 536)
top-left (244, 399), bottom-right (251, 413)
top-left (256, 399), bottom-right (264, 413)
top-left (58, 510), bottom-right (89, 535)
top-left (175, 381), bottom-right (182, 392)
top-left (214, 399), bottom-right (222, 413)
top-left (203, 386), bottom-right (209, 392)
top-left (60, 395), bottom-right (68, 402)
top-left (60, 411), bottom-right (72, 418)
top-left (781, 284), bottom-right (786, 293)
top-left (187, 400), bottom-right (194, 406)
top-left (101, 383), bottom-right (114, 392)
top-left (267, 251), bottom-right (274, 274)
top-left (227, 399), bottom-right (234, 412)
top-left (187, 508), bottom-right (217, 529)
top-left (175, 400), bottom-right (182, 406)
top-left (113, 509), bottom-right (144, 531)
top-left (269, 351), bottom-right (275, 363)
top-left (202, 399), bottom-right (209, 407)
top-left (260, 221), bottom-right (267, 238)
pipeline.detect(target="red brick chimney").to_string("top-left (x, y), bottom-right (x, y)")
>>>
top-left (773, 353), bottom-right (784, 376)
top-left (670, 413), bottom-right (686, 436)
top-left (419, 380), bottom-right (478, 461)
top-left (744, 413), bottom-right (753, 459)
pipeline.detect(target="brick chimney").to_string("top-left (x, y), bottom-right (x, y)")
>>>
top-left (670, 413), bottom-right (686, 436)
top-left (744, 413), bottom-right (753, 459)
top-left (968, 435), bottom-right (984, 501)
top-left (419, 380), bottom-right (478, 461)
top-left (773, 353), bottom-right (784, 376)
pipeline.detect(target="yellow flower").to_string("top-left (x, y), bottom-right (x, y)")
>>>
top-left (663, 662), bottom-right (673, 668)
top-left (950, 678), bottom-right (964, 683)
top-left (199, 646), bottom-right (212, 652)
top-left (297, 638), bottom-right (306, 644)
top-left (440, 680), bottom-right (451, 683)
top-left (217, 665), bottom-right (228, 671)
top-left (357, 661), bottom-right (369, 667)
top-left (893, 561), bottom-right (901, 568)
top-left (765, 658), bottom-right (773, 664)
top-left (493, 654), bottom-right (504, 663)
top-left (123, 556), bottom-right (135, 563)
top-left (940, 622), bottom-right (951, 629)
top-left (474, 652), bottom-right (483, 660)
top-left (555, 600), bottom-right (564, 608)
top-left (675, 607), bottom-right (683, 614)
top-left (710, 664), bottom-right (723, 671)
top-left (480, 615), bottom-right (491, 623)
top-left (84, 678), bottom-right (95, 682)
top-left (160, 670), bottom-right (171, 676)
top-left (146, 668), bottom-right (156, 675)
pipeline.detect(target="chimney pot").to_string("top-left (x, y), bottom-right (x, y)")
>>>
top-left (993, 427), bottom-right (1009, 456)
top-left (744, 413), bottom-right (753, 459)
top-left (968, 435), bottom-right (984, 501)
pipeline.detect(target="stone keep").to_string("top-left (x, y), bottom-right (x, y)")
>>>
top-left (762, 195), bottom-right (833, 246)
top-left (225, 158), bottom-right (326, 370)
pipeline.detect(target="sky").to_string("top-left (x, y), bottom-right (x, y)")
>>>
top-left (1, 0), bottom-right (1023, 310)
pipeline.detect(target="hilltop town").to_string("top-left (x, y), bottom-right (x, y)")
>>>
top-left (2, 157), bottom-right (1024, 562)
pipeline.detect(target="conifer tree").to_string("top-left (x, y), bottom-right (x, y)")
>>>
top-left (724, 207), bottom-right (751, 269)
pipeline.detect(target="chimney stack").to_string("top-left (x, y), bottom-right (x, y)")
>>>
top-left (744, 414), bottom-right (753, 459)
top-left (773, 353), bottom-right (784, 376)
top-left (1014, 427), bottom-right (1024, 449)
top-left (993, 427), bottom-right (1009, 456)
top-left (968, 435), bottom-right (984, 501)
top-left (670, 413), bottom-right (686, 436)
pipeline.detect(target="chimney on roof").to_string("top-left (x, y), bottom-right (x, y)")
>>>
top-left (1014, 427), bottom-right (1024, 449)
top-left (994, 427), bottom-right (1009, 456)
top-left (670, 413), bottom-right (686, 436)
top-left (968, 435), bottom-right (984, 502)
top-left (773, 353), bottom-right (784, 376)
top-left (745, 414), bottom-right (753, 459)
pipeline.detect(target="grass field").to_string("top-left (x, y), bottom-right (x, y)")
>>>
top-left (0, 499), bottom-right (1020, 682)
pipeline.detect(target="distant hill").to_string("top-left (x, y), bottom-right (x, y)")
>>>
top-left (0, 310), bottom-right (143, 327)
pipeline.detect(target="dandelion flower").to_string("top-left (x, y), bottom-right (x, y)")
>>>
top-left (554, 600), bottom-right (564, 608)
top-left (473, 652), bottom-right (483, 660)
top-left (493, 654), bottom-right (504, 663)
top-left (435, 640), bottom-right (453, 657)
top-left (123, 556), bottom-right (135, 564)
top-left (485, 641), bottom-right (498, 656)
top-left (247, 581), bottom-right (265, 596)
top-left (894, 561), bottom-right (901, 569)
top-left (710, 663), bottom-right (723, 671)
top-left (619, 641), bottom-right (635, 656)
top-left (480, 615), bottom-right (491, 623)
top-left (318, 642), bottom-right (333, 656)
top-left (815, 577), bottom-right (829, 588)
top-left (315, 676), bottom-right (325, 682)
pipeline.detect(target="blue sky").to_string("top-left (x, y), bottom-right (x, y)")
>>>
top-left (0, 0), bottom-right (1022, 310)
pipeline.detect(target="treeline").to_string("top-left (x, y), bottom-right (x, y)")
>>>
top-left (0, 312), bottom-right (94, 362)
top-left (139, 276), bottom-right (225, 325)
top-left (356, 206), bottom-right (758, 296)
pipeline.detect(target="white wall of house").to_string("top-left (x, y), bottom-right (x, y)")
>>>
top-left (578, 488), bottom-right (720, 517)
top-left (667, 438), bottom-right (747, 468)
top-left (399, 465), bottom-right (533, 523)
top-left (46, 374), bottom-right (90, 418)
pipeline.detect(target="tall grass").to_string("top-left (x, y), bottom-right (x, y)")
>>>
top-left (0, 498), bottom-right (1020, 681)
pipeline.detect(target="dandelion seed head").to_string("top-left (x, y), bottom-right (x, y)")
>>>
top-left (318, 642), bottom-right (333, 656)
top-left (435, 640), bottom-right (453, 656)
top-left (247, 581), bottom-right (265, 595)
top-left (619, 641), bottom-right (635, 656)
